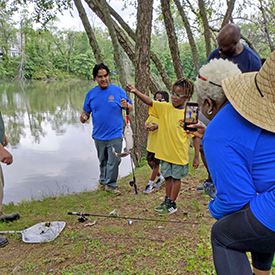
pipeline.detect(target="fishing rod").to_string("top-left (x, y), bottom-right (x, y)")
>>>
top-left (126, 103), bottom-right (138, 194)
top-left (68, 212), bottom-right (190, 224)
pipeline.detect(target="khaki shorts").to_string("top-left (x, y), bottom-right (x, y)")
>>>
top-left (160, 161), bottom-right (189, 180)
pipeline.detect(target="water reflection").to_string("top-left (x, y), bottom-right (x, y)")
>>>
top-left (0, 80), bottom-right (132, 204)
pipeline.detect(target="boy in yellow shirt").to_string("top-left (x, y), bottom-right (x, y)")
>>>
top-left (143, 91), bottom-right (169, 194)
top-left (126, 78), bottom-right (199, 215)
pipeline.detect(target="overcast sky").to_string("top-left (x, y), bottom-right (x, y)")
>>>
top-left (11, 0), bottom-right (161, 31)
top-left (55, 0), bottom-right (137, 31)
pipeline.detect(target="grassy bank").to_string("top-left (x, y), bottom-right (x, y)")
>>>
top-left (1, 156), bottom-right (271, 274)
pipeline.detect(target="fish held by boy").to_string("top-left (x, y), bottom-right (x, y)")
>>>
top-left (113, 123), bottom-right (133, 157)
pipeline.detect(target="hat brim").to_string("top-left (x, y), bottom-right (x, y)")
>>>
top-left (222, 72), bottom-right (275, 133)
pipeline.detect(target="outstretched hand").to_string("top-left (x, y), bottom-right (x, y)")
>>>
top-left (186, 120), bottom-right (207, 139)
top-left (126, 84), bottom-right (137, 94)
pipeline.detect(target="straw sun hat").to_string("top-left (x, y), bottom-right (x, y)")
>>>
top-left (222, 50), bottom-right (275, 133)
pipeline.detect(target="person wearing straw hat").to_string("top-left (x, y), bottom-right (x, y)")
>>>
top-left (188, 52), bottom-right (275, 275)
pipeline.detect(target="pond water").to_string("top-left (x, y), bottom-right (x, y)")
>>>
top-left (0, 80), bottom-right (132, 205)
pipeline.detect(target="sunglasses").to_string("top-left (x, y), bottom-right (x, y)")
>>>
top-left (197, 66), bottom-right (222, 87)
top-left (154, 98), bottom-right (165, 102)
top-left (169, 91), bottom-right (189, 98)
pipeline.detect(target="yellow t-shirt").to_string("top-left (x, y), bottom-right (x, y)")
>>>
top-left (149, 101), bottom-right (190, 165)
top-left (145, 109), bottom-right (159, 153)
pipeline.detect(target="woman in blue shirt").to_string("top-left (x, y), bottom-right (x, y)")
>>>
top-left (189, 53), bottom-right (275, 275)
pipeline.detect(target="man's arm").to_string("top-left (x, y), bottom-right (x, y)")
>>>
top-left (80, 110), bottom-right (91, 123)
top-left (126, 84), bottom-right (153, 106)
top-left (0, 137), bottom-right (12, 165)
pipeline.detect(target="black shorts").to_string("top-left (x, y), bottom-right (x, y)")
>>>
top-left (146, 151), bottom-right (160, 164)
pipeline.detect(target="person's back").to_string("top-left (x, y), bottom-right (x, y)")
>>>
top-left (204, 103), bottom-right (275, 222)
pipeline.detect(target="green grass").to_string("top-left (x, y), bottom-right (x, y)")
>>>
top-left (1, 160), bottom-right (275, 274)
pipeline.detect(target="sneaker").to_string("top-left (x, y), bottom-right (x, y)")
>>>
top-left (155, 196), bottom-right (169, 212)
top-left (0, 213), bottom-right (20, 223)
top-left (158, 201), bottom-right (177, 215)
top-left (98, 183), bottom-right (105, 190)
top-left (0, 236), bottom-right (8, 248)
top-left (105, 185), bottom-right (121, 195)
top-left (143, 184), bottom-right (154, 194)
top-left (153, 178), bottom-right (165, 188)
top-left (203, 182), bottom-right (216, 199)
top-left (197, 178), bottom-right (212, 191)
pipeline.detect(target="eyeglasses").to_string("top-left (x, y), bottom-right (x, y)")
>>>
top-left (154, 98), bottom-right (165, 102)
top-left (169, 91), bottom-right (189, 98)
top-left (197, 66), bottom-right (222, 87)
top-left (217, 40), bottom-right (235, 50)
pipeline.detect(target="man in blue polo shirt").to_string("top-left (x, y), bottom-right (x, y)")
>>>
top-left (80, 63), bottom-right (133, 195)
top-left (197, 23), bottom-right (262, 198)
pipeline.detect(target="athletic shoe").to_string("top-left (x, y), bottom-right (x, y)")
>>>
top-left (155, 196), bottom-right (169, 212)
top-left (105, 185), bottom-right (121, 195)
top-left (143, 184), bottom-right (154, 194)
top-left (0, 236), bottom-right (8, 248)
top-left (0, 213), bottom-right (20, 222)
top-left (158, 201), bottom-right (177, 215)
top-left (197, 178), bottom-right (212, 191)
top-left (203, 182), bottom-right (216, 199)
top-left (153, 178), bottom-right (165, 188)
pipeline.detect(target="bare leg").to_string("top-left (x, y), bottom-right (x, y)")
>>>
top-left (170, 178), bottom-right (181, 201)
top-left (165, 177), bottom-right (173, 198)
top-left (150, 163), bottom-right (160, 181)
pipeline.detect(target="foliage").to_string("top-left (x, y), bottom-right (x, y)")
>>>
top-left (1, 0), bottom-right (274, 85)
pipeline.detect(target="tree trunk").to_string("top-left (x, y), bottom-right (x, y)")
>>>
top-left (108, 0), bottom-right (172, 90)
top-left (174, 0), bottom-right (200, 71)
top-left (198, 0), bottom-right (211, 58)
top-left (132, 0), bottom-right (153, 166)
top-left (73, 0), bottom-right (103, 63)
top-left (100, 0), bottom-right (127, 88)
top-left (221, 0), bottom-right (236, 27)
top-left (259, 0), bottom-right (275, 52)
top-left (85, 0), bottom-right (160, 93)
top-left (160, 0), bottom-right (184, 79)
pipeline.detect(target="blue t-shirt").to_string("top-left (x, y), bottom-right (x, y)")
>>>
top-left (83, 84), bottom-right (132, 140)
top-left (203, 103), bottom-right (275, 232)
top-left (207, 45), bottom-right (262, 73)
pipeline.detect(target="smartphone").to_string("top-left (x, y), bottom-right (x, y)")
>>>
top-left (184, 102), bottom-right (199, 131)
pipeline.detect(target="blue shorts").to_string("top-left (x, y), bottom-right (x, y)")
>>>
top-left (160, 161), bottom-right (189, 180)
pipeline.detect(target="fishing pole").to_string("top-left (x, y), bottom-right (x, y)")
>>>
top-left (125, 103), bottom-right (138, 194)
top-left (68, 212), bottom-right (190, 224)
